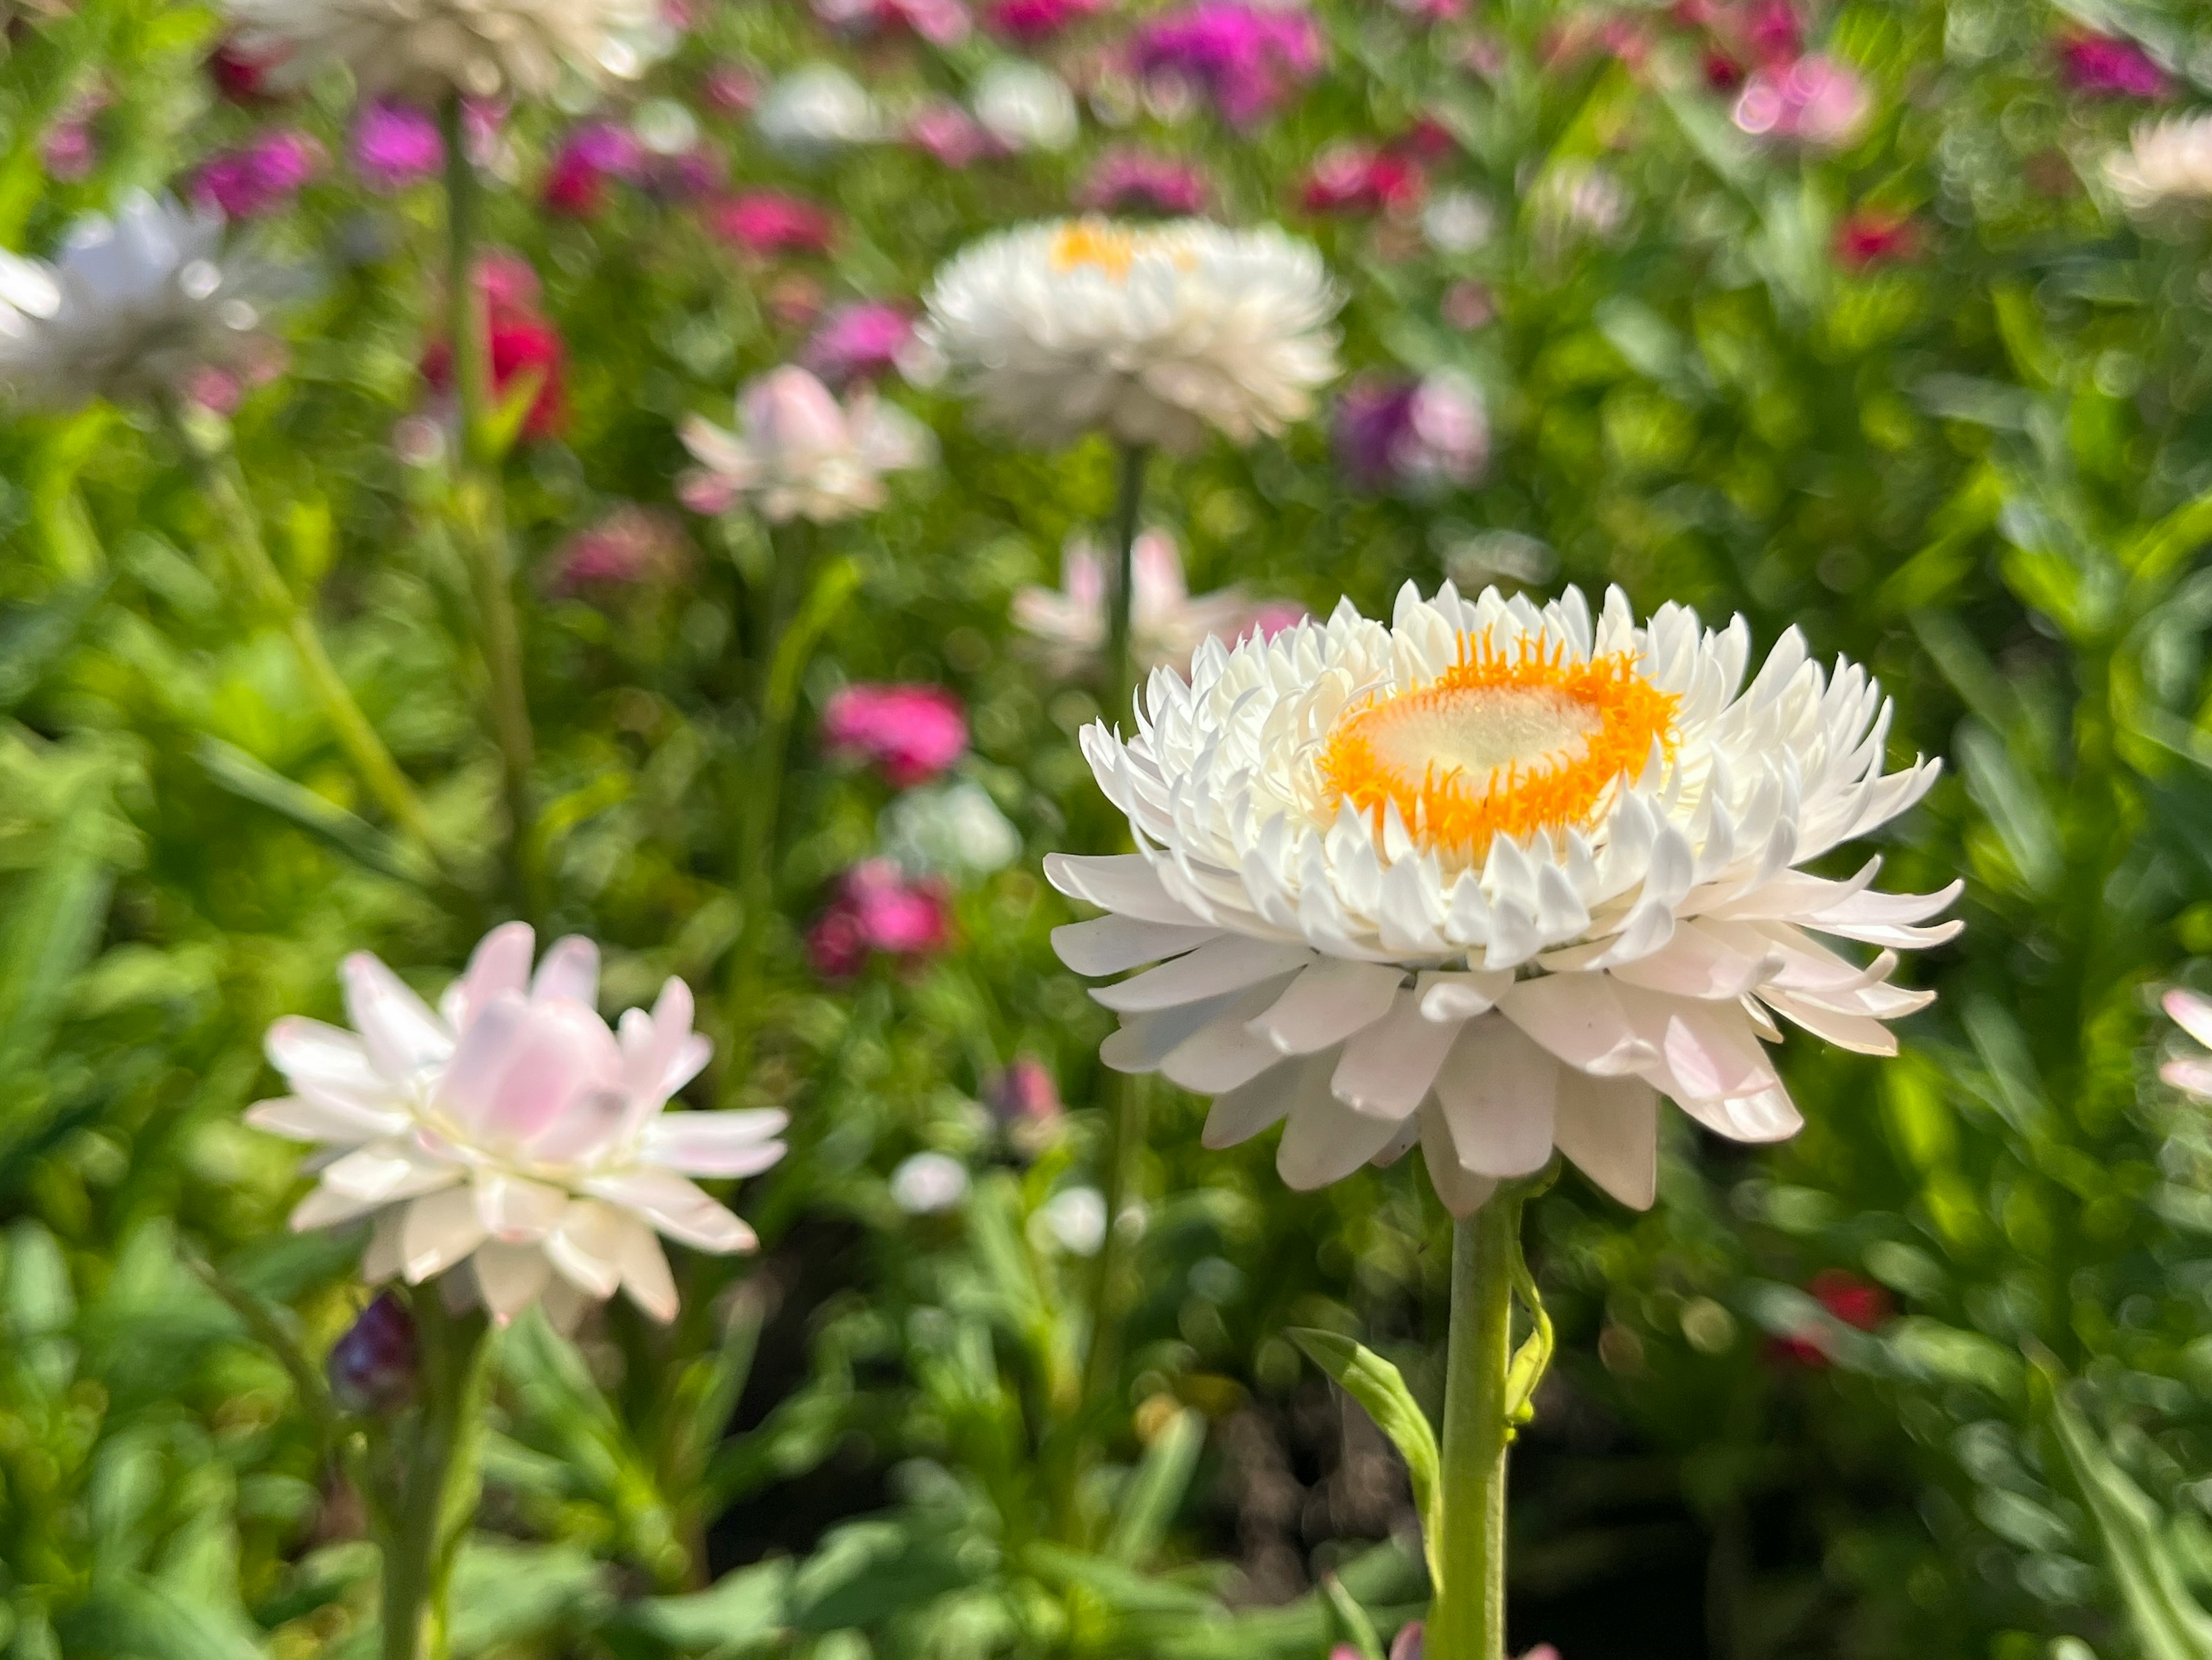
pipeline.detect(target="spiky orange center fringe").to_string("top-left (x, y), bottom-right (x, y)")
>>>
top-left (1317, 636), bottom-right (1679, 860)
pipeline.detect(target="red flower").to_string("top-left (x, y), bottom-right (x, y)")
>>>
top-left (209, 37), bottom-right (288, 103)
top-left (421, 255), bottom-right (567, 442)
top-left (1770, 1269), bottom-right (1892, 1368)
top-left (1834, 208), bottom-right (1920, 269)
top-left (1301, 141), bottom-right (1424, 215)
top-left (808, 861), bottom-right (954, 978)
top-left (2057, 30), bottom-right (2168, 100)
top-left (708, 190), bottom-right (837, 256)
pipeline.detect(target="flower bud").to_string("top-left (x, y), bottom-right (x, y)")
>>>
top-left (327, 1292), bottom-right (418, 1415)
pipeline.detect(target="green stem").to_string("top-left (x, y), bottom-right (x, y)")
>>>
top-left (1104, 443), bottom-right (1148, 734)
top-left (440, 94), bottom-right (536, 906)
top-left (164, 406), bottom-right (437, 851)
top-left (379, 1293), bottom-right (493, 1660)
top-left (1431, 1198), bottom-right (1518, 1660)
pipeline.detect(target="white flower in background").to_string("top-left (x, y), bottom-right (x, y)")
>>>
top-left (882, 780), bottom-right (1023, 880)
top-left (2161, 990), bottom-right (2212, 1098)
top-left (224, 0), bottom-right (656, 100)
top-left (2106, 115), bottom-right (2212, 214)
top-left (1014, 527), bottom-right (1296, 676)
top-left (1421, 189), bottom-right (1494, 255)
top-left (1046, 583), bottom-right (1960, 1216)
top-left (757, 63), bottom-right (881, 160)
top-left (679, 365), bottom-right (933, 524)
top-left (919, 217), bottom-right (1340, 452)
top-left (1033, 1185), bottom-right (1108, 1255)
top-left (972, 60), bottom-right (1079, 153)
top-left (0, 194), bottom-right (285, 413)
top-left (248, 924), bottom-right (786, 1324)
top-left (890, 1151), bottom-right (971, 1213)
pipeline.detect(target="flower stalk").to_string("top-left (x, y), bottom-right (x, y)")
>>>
top-left (440, 93), bottom-right (537, 905)
top-left (1104, 441), bottom-right (1148, 735)
top-left (163, 400), bottom-right (438, 853)
top-left (376, 1293), bottom-right (494, 1660)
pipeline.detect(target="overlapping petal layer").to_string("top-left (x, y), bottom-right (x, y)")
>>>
top-left (247, 924), bottom-right (783, 1322)
top-left (1048, 582), bottom-right (1959, 1213)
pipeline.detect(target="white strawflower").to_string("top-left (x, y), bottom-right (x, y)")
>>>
top-left (2162, 989), bottom-right (2212, 1098)
top-left (2106, 115), bottom-right (2212, 213)
top-left (756, 63), bottom-right (881, 160)
top-left (1013, 526), bottom-right (1293, 676)
top-left (0, 194), bottom-right (285, 414)
top-left (889, 1151), bottom-right (971, 1214)
top-left (224, 0), bottom-right (655, 99)
top-left (1046, 583), bottom-right (1960, 1215)
top-left (919, 217), bottom-right (1340, 452)
top-left (882, 780), bottom-right (1023, 880)
top-left (248, 924), bottom-right (786, 1324)
top-left (972, 60), bottom-right (1079, 153)
top-left (679, 365), bottom-right (933, 524)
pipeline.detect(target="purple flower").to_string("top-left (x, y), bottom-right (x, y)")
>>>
top-left (42, 120), bottom-right (97, 183)
top-left (2058, 31), bottom-right (2169, 100)
top-left (328, 1293), bottom-right (418, 1415)
top-left (1128, 0), bottom-right (1323, 126)
top-left (543, 120), bottom-right (645, 216)
top-left (1334, 369), bottom-right (1487, 494)
top-left (353, 100), bottom-right (443, 192)
top-left (802, 301), bottom-right (914, 387)
top-left (1076, 146), bottom-right (1212, 215)
top-left (192, 130), bottom-right (322, 218)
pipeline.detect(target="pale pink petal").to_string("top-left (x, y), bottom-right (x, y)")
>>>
top-left (1613, 986), bottom-right (1779, 1102)
top-left (1431, 1016), bottom-right (1559, 1178)
top-left (439, 997), bottom-right (622, 1147)
top-left (400, 1185), bottom-right (489, 1282)
top-left (473, 1241), bottom-right (553, 1324)
top-left (321, 1140), bottom-right (461, 1203)
top-left (475, 1171), bottom-right (569, 1242)
top-left (1553, 1071), bottom-right (1658, 1209)
top-left (639, 1110), bottom-right (790, 1177)
top-left (266, 1016), bottom-right (389, 1101)
top-left (2166, 989), bottom-right (2212, 1051)
top-left (583, 1169), bottom-right (756, 1252)
top-left (521, 1088), bottom-right (631, 1164)
top-left (2162, 1056), bottom-right (2212, 1100)
top-left (1675, 1082), bottom-right (1802, 1143)
top-left (1609, 920), bottom-right (1781, 1001)
top-left (340, 952), bottom-right (453, 1079)
top-left (544, 1198), bottom-right (625, 1298)
top-left (449, 921), bottom-right (535, 1031)
top-left (246, 1093), bottom-right (408, 1144)
top-left (531, 935), bottom-right (601, 1007)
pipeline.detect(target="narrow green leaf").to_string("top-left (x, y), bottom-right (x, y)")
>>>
top-left (1320, 1572), bottom-right (1386, 1660)
top-left (1105, 1407), bottom-right (1204, 1566)
top-left (623, 1559), bottom-right (791, 1649)
top-left (765, 556), bottom-right (861, 723)
top-left (194, 737), bottom-right (431, 887)
top-left (1288, 1329), bottom-right (1441, 1580)
top-left (0, 780), bottom-right (115, 1083)
top-left (665, 1282), bottom-right (765, 1492)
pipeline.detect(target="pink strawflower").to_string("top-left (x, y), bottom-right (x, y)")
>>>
top-left (1128, 0), bottom-right (1324, 126)
top-left (986, 0), bottom-right (1108, 41)
top-left (821, 683), bottom-right (968, 786)
top-left (809, 861), bottom-right (954, 977)
top-left (1732, 52), bottom-right (1870, 148)
top-left (543, 120), bottom-right (645, 215)
top-left (702, 63), bottom-right (761, 114)
top-left (908, 101), bottom-right (990, 168)
top-left (2058, 30), bottom-right (2168, 100)
top-left (1241, 598), bottom-right (1308, 642)
top-left (42, 118), bottom-right (97, 183)
top-left (816, 0), bottom-right (972, 44)
top-left (1741, 0), bottom-right (1800, 62)
top-left (1301, 141), bottom-right (1424, 215)
top-left (708, 190), bottom-right (836, 256)
top-left (802, 302), bottom-right (914, 387)
top-left (1077, 146), bottom-right (1211, 215)
top-left (353, 99), bottom-right (444, 191)
top-left (549, 505), bottom-right (690, 594)
top-left (192, 129), bottom-right (322, 218)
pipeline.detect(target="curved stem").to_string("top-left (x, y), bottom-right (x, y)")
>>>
top-left (163, 404), bottom-right (437, 852)
top-left (440, 94), bottom-right (536, 909)
top-left (1431, 1196), bottom-right (1519, 1660)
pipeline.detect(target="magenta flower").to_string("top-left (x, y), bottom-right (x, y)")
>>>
top-left (543, 120), bottom-right (645, 216)
top-left (1732, 52), bottom-right (1870, 148)
top-left (192, 129), bottom-right (323, 218)
top-left (808, 860), bottom-right (954, 977)
top-left (353, 100), bottom-right (443, 192)
top-left (985, 0), bottom-right (1108, 41)
top-left (1301, 141), bottom-right (1424, 215)
top-left (1076, 147), bottom-right (1211, 215)
top-left (42, 119), bottom-right (98, 183)
top-left (821, 683), bottom-right (968, 786)
top-left (707, 190), bottom-right (837, 256)
top-left (2058, 31), bottom-right (2168, 100)
top-left (1332, 369), bottom-right (1488, 494)
top-left (802, 301), bottom-right (915, 387)
top-left (816, 0), bottom-right (972, 45)
top-left (1128, 0), bottom-right (1324, 125)
top-left (645, 148), bottom-right (725, 203)
top-left (908, 100), bottom-right (990, 168)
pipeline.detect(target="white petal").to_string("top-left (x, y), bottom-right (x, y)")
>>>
top-left (1759, 989), bottom-right (1900, 1055)
top-left (401, 1185), bottom-right (490, 1283)
top-left (451, 922), bottom-right (535, 1030)
top-left (265, 1016), bottom-right (391, 1101)
top-left (1200, 1057), bottom-right (1308, 1148)
top-left (544, 1198), bottom-right (625, 1299)
top-left (1051, 915), bottom-right (1222, 975)
top-left (1161, 999), bottom-right (1289, 1094)
top-left (640, 1110), bottom-right (791, 1177)
top-left (472, 1242), bottom-right (552, 1324)
top-left (1614, 986), bottom-right (1778, 1102)
top-left (321, 1140), bottom-right (461, 1203)
top-left (1431, 1016), bottom-right (1559, 1178)
top-left (340, 953), bottom-right (453, 1080)
top-left (531, 935), bottom-right (602, 1007)
top-left (584, 1169), bottom-right (757, 1253)
top-left (1330, 992), bottom-right (1465, 1122)
top-left (1245, 958), bottom-right (1404, 1056)
top-left (1045, 852), bottom-right (1209, 925)
top-left (1499, 974), bottom-right (1655, 1076)
top-left (1675, 1082), bottom-right (1802, 1143)
top-left (616, 1220), bottom-right (681, 1322)
top-left (1419, 1101), bottom-right (1500, 1217)
top-left (1553, 1071), bottom-right (1658, 1209)
top-left (1092, 935), bottom-right (1315, 1013)
top-left (1277, 1075), bottom-right (1406, 1189)
top-left (2168, 989), bottom-right (2212, 1050)
top-left (1608, 920), bottom-right (1781, 1001)
top-left (245, 1093), bottom-right (407, 1143)
top-left (1416, 969), bottom-right (1514, 1022)
top-left (475, 1172), bottom-right (569, 1242)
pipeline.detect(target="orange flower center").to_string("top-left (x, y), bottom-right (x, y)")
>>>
top-left (1317, 636), bottom-right (1679, 861)
top-left (1052, 222), bottom-right (1141, 279)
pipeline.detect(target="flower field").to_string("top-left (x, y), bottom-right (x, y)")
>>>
top-left (5, 0), bottom-right (2212, 1656)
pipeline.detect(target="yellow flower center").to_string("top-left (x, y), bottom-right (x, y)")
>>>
top-left (1317, 636), bottom-right (1679, 860)
top-left (1052, 222), bottom-right (1141, 279)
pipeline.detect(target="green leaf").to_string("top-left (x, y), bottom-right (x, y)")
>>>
top-left (766, 556), bottom-right (861, 723)
top-left (1288, 1329), bottom-right (1441, 1581)
top-left (664, 1283), bottom-right (766, 1493)
top-left (1320, 1572), bottom-right (1386, 1660)
top-left (0, 777), bottom-right (115, 1084)
top-left (2044, 1379), bottom-right (2212, 1660)
top-left (787, 1518), bottom-right (984, 1631)
top-left (193, 736), bottom-right (432, 887)
top-left (56, 1575), bottom-right (263, 1660)
top-left (1105, 1408), bottom-right (1204, 1566)
top-left (0, 575), bottom-right (112, 713)
top-left (622, 1559), bottom-right (792, 1651)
